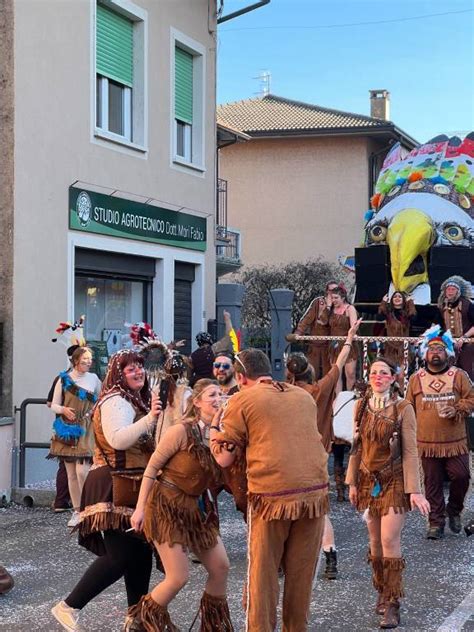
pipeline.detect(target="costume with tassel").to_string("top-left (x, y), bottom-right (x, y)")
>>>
top-left (143, 423), bottom-right (221, 553)
top-left (212, 380), bottom-right (328, 631)
top-left (346, 397), bottom-right (421, 517)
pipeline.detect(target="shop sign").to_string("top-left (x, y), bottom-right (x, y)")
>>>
top-left (69, 187), bottom-right (206, 251)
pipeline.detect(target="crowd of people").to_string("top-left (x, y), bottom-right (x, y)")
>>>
top-left (1, 274), bottom-right (472, 631)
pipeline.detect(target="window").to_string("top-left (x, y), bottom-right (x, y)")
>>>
top-left (94, 1), bottom-right (147, 150)
top-left (175, 46), bottom-right (193, 162)
top-left (171, 31), bottom-right (206, 171)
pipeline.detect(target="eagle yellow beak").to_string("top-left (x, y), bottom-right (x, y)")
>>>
top-left (386, 208), bottom-right (434, 294)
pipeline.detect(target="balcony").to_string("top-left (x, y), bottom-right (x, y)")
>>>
top-left (216, 178), bottom-right (242, 276)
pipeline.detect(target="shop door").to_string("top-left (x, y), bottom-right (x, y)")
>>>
top-left (75, 248), bottom-right (154, 377)
top-left (174, 262), bottom-right (195, 356)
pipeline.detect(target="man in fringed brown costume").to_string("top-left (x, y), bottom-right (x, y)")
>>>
top-left (406, 325), bottom-right (474, 539)
top-left (436, 275), bottom-right (474, 379)
top-left (211, 349), bottom-right (329, 632)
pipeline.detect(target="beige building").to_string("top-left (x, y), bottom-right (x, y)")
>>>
top-left (217, 91), bottom-right (417, 270)
top-left (0, 0), bottom-right (220, 496)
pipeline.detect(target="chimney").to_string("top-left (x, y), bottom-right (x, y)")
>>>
top-left (369, 89), bottom-right (390, 121)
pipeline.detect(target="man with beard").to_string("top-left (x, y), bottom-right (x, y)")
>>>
top-left (437, 275), bottom-right (474, 379)
top-left (212, 352), bottom-right (239, 396)
top-left (406, 326), bottom-right (474, 540)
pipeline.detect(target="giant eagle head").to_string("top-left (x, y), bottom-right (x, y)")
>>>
top-left (364, 133), bottom-right (474, 303)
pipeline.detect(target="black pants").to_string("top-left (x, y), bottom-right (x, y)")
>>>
top-left (332, 443), bottom-right (349, 470)
top-left (66, 530), bottom-right (152, 609)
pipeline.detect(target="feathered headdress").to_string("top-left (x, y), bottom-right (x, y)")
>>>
top-left (52, 315), bottom-right (86, 356)
top-left (418, 325), bottom-right (455, 360)
top-left (125, 322), bottom-right (171, 389)
top-left (438, 275), bottom-right (474, 308)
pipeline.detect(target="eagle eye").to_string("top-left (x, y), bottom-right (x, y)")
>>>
top-left (368, 224), bottom-right (387, 243)
top-left (443, 225), bottom-right (464, 242)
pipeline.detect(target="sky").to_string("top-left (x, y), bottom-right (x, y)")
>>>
top-left (216, 0), bottom-right (474, 143)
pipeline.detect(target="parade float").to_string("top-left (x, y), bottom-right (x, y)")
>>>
top-left (355, 132), bottom-right (474, 317)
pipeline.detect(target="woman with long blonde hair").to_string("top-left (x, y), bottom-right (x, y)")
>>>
top-left (130, 379), bottom-right (233, 631)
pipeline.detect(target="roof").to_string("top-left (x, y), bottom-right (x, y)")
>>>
top-left (216, 122), bottom-right (251, 148)
top-left (217, 94), bottom-right (418, 148)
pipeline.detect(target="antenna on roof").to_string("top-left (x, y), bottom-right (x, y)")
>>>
top-left (253, 70), bottom-right (271, 97)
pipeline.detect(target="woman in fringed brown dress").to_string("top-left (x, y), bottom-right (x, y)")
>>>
top-left (346, 357), bottom-right (429, 629)
top-left (376, 292), bottom-right (416, 385)
top-left (51, 350), bottom-right (161, 632)
top-left (322, 286), bottom-right (359, 394)
top-left (130, 379), bottom-right (233, 632)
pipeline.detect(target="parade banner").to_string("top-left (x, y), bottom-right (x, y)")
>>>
top-left (69, 187), bottom-right (207, 251)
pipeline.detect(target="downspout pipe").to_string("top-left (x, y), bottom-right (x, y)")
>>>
top-left (217, 0), bottom-right (271, 24)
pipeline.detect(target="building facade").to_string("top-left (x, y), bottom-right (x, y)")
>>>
top-left (217, 93), bottom-right (418, 269)
top-left (0, 0), bottom-right (219, 493)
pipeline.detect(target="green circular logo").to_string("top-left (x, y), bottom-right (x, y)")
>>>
top-left (76, 191), bottom-right (92, 227)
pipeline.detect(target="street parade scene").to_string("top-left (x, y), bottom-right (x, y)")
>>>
top-left (0, 1), bottom-right (473, 631)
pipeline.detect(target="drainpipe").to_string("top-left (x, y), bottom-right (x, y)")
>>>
top-left (217, 0), bottom-right (271, 24)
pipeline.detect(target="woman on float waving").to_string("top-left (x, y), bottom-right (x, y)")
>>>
top-left (346, 356), bottom-right (429, 629)
top-left (130, 379), bottom-right (233, 632)
top-left (322, 285), bottom-right (359, 393)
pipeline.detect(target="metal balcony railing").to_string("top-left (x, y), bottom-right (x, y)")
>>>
top-left (216, 178), bottom-right (227, 228)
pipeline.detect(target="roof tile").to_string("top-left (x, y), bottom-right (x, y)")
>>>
top-left (217, 94), bottom-right (389, 134)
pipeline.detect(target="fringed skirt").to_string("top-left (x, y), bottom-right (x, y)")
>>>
top-left (77, 465), bottom-right (134, 555)
top-left (143, 480), bottom-right (219, 553)
top-left (356, 465), bottom-right (410, 517)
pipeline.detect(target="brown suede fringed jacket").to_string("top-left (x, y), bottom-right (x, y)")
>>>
top-left (212, 381), bottom-right (329, 521)
top-left (406, 366), bottom-right (474, 458)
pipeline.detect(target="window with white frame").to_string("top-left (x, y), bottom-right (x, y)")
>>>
top-left (175, 46), bottom-right (193, 161)
top-left (172, 33), bottom-right (205, 170)
top-left (95, 1), bottom-right (146, 148)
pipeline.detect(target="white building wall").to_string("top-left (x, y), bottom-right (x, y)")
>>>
top-left (12, 0), bottom-right (217, 482)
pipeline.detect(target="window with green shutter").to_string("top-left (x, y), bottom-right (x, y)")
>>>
top-left (175, 47), bottom-right (193, 124)
top-left (96, 2), bottom-right (136, 141)
top-left (96, 3), bottom-right (133, 87)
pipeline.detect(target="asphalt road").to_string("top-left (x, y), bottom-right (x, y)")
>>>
top-left (0, 487), bottom-right (472, 631)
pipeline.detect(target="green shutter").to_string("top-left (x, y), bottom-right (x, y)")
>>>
top-left (175, 47), bottom-right (193, 124)
top-left (96, 3), bottom-right (133, 87)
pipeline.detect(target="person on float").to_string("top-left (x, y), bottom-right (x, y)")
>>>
top-left (406, 326), bottom-right (474, 539)
top-left (48, 320), bottom-right (101, 528)
top-left (436, 276), bottom-right (474, 379)
top-left (295, 280), bottom-right (339, 379)
top-left (376, 291), bottom-right (417, 385)
top-left (51, 349), bottom-right (161, 632)
top-left (211, 349), bottom-right (329, 632)
top-left (346, 356), bottom-right (429, 629)
top-left (321, 285), bottom-right (359, 393)
top-left (189, 311), bottom-right (234, 386)
top-left (286, 317), bottom-right (361, 581)
top-left (129, 379), bottom-right (233, 632)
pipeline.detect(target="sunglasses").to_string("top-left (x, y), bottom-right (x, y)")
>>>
top-left (213, 362), bottom-right (231, 370)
